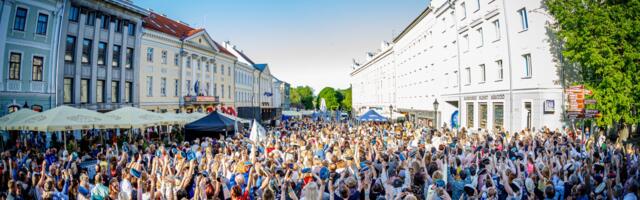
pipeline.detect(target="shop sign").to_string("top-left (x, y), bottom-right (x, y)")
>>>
top-left (543, 100), bottom-right (555, 113)
top-left (464, 96), bottom-right (477, 100)
top-left (490, 94), bottom-right (505, 100)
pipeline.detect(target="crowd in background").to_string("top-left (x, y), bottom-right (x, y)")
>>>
top-left (0, 118), bottom-right (638, 200)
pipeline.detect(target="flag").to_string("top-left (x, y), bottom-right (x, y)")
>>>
top-left (320, 98), bottom-right (327, 113)
top-left (249, 119), bottom-right (266, 143)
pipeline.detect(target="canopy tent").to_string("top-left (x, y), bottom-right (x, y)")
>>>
top-left (9, 106), bottom-right (122, 131)
top-left (219, 111), bottom-right (251, 124)
top-left (0, 109), bottom-right (37, 130)
top-left (106, 107), bottom-right (175, 129)
top-left (184, 111), bottom-right (238, 140)
top-left (282, 110), bottom-right (303, 117)
top-left (380, 111), bottom-right (406, 120)
top-left (357, 110), bottom-right (388, 122)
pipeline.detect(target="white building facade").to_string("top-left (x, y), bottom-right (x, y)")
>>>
top-left (351, 0), bottom-right (564, 132)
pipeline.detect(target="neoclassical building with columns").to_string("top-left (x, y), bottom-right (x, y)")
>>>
top-left (139, 11), bottom-right (236, 113)
top-left (54, 0), bottom-right (148, 112)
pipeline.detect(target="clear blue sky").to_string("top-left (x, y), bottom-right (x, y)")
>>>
top-left (135, 0), bottom-right (429, 93)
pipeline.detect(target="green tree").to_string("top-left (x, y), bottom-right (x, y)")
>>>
top-left (316, 87), bottom-right (343, 111)
top-left (547, 0), bottom-right (640, 128)
top-left (338, 87), bottom-right (352, 111)
top-left (289, 86), bottom-right (315, 109)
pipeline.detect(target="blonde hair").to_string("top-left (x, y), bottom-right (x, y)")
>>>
top-left (302, 182), bottom-right (321, 200)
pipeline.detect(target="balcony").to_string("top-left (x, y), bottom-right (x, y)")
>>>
top-left (183, 96), bottom-right (219, 105)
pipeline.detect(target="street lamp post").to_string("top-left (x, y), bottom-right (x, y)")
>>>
top-left (433, 99), bottom-right (439, 129)
top-left (389, 104), bottom-right (393, 123)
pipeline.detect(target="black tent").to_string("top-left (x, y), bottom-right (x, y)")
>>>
top-left (184, 111), bottom-right (238, 140)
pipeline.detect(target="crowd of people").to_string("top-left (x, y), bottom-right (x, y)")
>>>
top-left (0, 118), bottom-right (639, 200)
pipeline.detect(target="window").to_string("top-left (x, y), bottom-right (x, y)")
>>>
top-left (127, 22), bottom-right (135, 36)
top-left (475, 0), bottom-right (481, 11)
top-left (112, 45), bottom-right (121, 68)
top-left (96, 80), bottom-right (104, 103)
top-left (197, 59), bottom-right (201, 70)
top-left (161, 50), bottom-right (167, 64)
top-left (186, 80), bottom-right (191, 94)
top-left (493, 20), bottom-right (500, 40)
top-left (80, 79), bottom-right (89, 103)
top-left (113, 18), bottom-right (122, 33)
top-left (463, 34), bottom-right (469, 51)
top-left (99, 14), bottom-right (109, 29)
top-left (461, 2), bottom-right (466, 19)
top-left (32, 56), bottom-right (43, 81)
top-left (82, 39), bottom-right (92, 64)
top-left (523, 54), bottom-right (532, 77)
top-left (13, 7), bottom-right (27, 31)
top-left (228, 66), bottom-right (231, 76)
top-left (496, 60), bottom-right (503, 80)
top-left (466, 103), bottom-right (474, 128)
top-left (146, 76), bottom-right (153, 97)
top-left (205, 82), bottom-right (210, 96)
top-left (161, 78), bottom-right (167, 96)
top-left (146, 48), bottom-right (153, 62)
top-left (213, 64), bottom-right (217, 73)
top-left (65, 36), bottom-right (76, 62)
top-left (465, 67), bottom-right (471, 85)
top-left (126, 48), bottom-right (133, 68)
top-left (479, 103), bottom-right (487, 129)
top-left (213, 83), bottom-right (217, 96)
top-left (228, 85), bottom-right (231, 98)
top-left (174, 79), bottom-right (179, 96)
top-left (125, 82), bottom-right (132, 103)
top-left (477, 28), bottom-right (483, 47)
top-left (112, 81), bottom-right (119, 103)
top-left (174, 53), bottom-right (179, 66)
top-left (479, 64), bottom-right (486, 82)
top-left (69, 6), bottom-right (79, 22)
top-left (493, 103), bottom-right (504, 129)
top-left (36, 13), bottom-right (49, 35)
top-left (205, 62), bottom-right (210, 72)
top-left (186, 57), bottom-right (191, 68)
top-left (518, 8), bottom-right (528, 31)
top-left (221, 84), bottom-right (224, 98)
top-left (64, 78), bottom-right (73, 103)
top-left (98, 42), bottom-right (106, 65)
top-left (9, 53), bottom-right (21, 80)
top-left (86, 11), bottom-right (95, 26)
top-left (221, 65), bottom-right (224, 74)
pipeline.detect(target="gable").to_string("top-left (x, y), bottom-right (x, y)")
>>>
top-left (184, 30), bottom-right (219, 52)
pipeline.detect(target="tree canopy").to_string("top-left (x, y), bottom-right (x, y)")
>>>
top-left (316, 87), bottom-right (343, 111)
top-left (290, 86), bottom-right (315, 109)
top-left (547, 0), bottom-right (640, 126)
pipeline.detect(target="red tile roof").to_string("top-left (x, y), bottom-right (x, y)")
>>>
top-left (143, 12), bottom-right (199, 39)
top-left (143, 12), bottom-right (236, 58)
top-left (213, 41), bottom-right (237, 58)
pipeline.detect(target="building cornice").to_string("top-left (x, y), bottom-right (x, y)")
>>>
top-left (351, 47), bottom-right (394, 76)
top-left (393, 6), bottom-right (433, 43)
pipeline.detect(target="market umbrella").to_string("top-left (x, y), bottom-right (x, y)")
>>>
top-left (9, 106), bottom-right (120, 131)
top-left (106, 107), bottom-right (170, 129)
top-left (163, 113), bottom-right (188, 125)
top-left (0, 109), bottom-right (37, 130)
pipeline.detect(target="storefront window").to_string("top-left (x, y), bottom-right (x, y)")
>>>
top-left (493, 103), bottom-right (504, 130)
top-left (466, 103), bottom-right (474, 128)
top-left (479, 103), bottom-right (487, 129)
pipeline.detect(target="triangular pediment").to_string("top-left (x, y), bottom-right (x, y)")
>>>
top-left (184, 30), bottom-right (219, 52)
